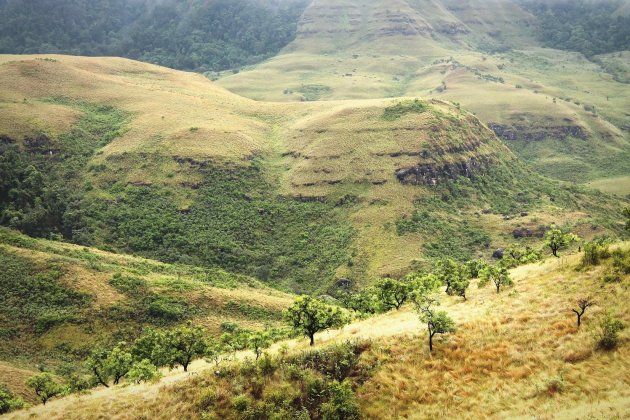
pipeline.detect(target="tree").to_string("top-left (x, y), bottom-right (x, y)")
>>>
top-left (248, 331), bottom-right (271, 360)
top-left (284, 296), bottom-right (347, 346)
top-left (544, 226), bottom-right (578, 257)
top-left (0, 386), bottom-right (24, 414)
top-left (374, 278), bottom-right (412, 311)
top-left (434, 258), bottom-right (468, 295)
top-left (165, 324), bottom-right (209, 372)
top-left (85, 347), bottom-right (112, 388)
top-left (571, 298), bottom-right (594, 328)
top-left (106, 342), bottom-right (134, 385)
top-left (126, 359), bottom-right (162, 384)
top-left (132, 329), bottom-right (170, 367)
top-left (449, 275), bottom-right (470, 301)
top-left (25, 373), bottom-right (65, 405)
top-left (465, 259), bottom-right (489, 278)
top-left (85, 342), bottom-right (133, 387)
top-left (337, 288), bottom-right (378, 314)
top-left (412, 292), bottom-right (455, 352)
top-left (479, 265), bottom-right (513, 293)
top-left (623, 207), bottom-right (630, 231)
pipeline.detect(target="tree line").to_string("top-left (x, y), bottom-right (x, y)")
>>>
top-left (0, 0), bottom-right (310, 72)
top-left (522, 0), bottom-right (630, 58)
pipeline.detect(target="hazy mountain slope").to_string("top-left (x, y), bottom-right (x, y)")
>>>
top-left (217, 0), bottom-right (630, 188)
top-left (0, 55), bottom-right (625, 291)
top-left (7, 247), bottom-right (629, 419)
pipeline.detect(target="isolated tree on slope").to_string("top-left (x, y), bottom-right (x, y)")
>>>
top-left (572, 298), bottom-right (594, 328)
top-left (544, 225), bottom-right (578, 257)
top-left (412, 290), bottom-right (455, 353)
top-left (165, 324), bottom-right (209, 372)
top-left (248, 331), bottom-right (272, 360)
top-left (25, 373), bottom-right (65, 405)
top-left (479, 265), bottom-right (513, 293)
top-left (284, 296), bottom-right (346, 346)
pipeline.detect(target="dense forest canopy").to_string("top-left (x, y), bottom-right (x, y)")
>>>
top-left (0, 0), bottom-right (310, 72)
top-left (521, 0), bottom-right (630, 57)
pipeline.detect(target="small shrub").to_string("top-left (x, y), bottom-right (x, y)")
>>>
top-left (602, 270), bottom-right (621, 283)
top-left (320, 380), bottom-right (361, 420)
top-left (596, 314), bottom-right (624, 350)
top-left (126, 359), bottom-right (161, 384)
top-left (197, 388), bottom-right (217, 411)
top-left (232, 394), bottom-right (252, 412)
top-left (0, 387), bottom-right (25, 414)
top-left (540, 374), bottom-right (565, 396)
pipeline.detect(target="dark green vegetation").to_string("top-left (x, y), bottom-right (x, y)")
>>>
top-left (521, 0), bottom-right (630, 58)
top-left (183, 340), bottom-right (370, 419)
top-left (87, 162), bottom-right (353, 293)
top-left (0, 386), bottom-right (24, 414)
top-left (0, 99), bottom-right (128, 239)
top-left (0, 0), bottom-right (309, 72)
top-left (0, 100), bottom-right (353, 293)
top-left (382, 99), bottom-right (427, 121)
top-left (0, 227), bottom-right (290, 380)
top-left (394, 162), bottom-right (621, 261)
top-left (0, 249), bottom-right (91, 337)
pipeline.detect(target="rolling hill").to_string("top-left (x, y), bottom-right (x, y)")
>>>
top-left (217, 0), bottom-right (630, 188)
top-left (0, 54), bottom-right (624, 293)
top-left (0, 2), bottom-right (629, 418)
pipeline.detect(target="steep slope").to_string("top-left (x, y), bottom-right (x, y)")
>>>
top-left (217, 0), bottom-right (630, 187)
top-left (0, 55), bottom-right (625, 292)
top-left (7, 247), bottom-right (630, 419)
top-left (0, 227), bottom-right (292, 404)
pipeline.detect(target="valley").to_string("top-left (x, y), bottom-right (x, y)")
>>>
top-left (0, 0), bottom-right (628, 418)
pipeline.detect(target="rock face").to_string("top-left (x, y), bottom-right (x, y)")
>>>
top-left (395, 155), bottom-right (492, 186)
top-left (488, 122), bottom-right (588, 142)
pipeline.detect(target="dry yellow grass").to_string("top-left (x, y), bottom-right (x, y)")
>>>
top-left (7, 248), bottom-right (629, 419)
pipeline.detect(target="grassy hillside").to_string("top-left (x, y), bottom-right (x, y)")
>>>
top-left (7, 245), bottom-right (629, 419)
top-left (217, 0), bottom-right (630, 187)
top-left (0, 227), bottom-right (293, 404)
top-left (0, 55), bottom-right (626, 292)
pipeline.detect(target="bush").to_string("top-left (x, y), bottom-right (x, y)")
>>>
top-left (232, 394), bottom-right (252, 412)
top-left (0, 387), bottom-right (25, 414)
top-left (109, 274), bottom-right (147, 295)
top-left (597, 314), bottom-right (624, 350)
top-left (126, 359), bottom-right (161, 384)
top-left (320, 380), bottom-right (361, 420)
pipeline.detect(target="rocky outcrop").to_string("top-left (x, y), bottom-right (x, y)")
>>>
top-left (395, 155), bottom-right (492, 186)
top-left (488, 122), bottom-right (588, 142)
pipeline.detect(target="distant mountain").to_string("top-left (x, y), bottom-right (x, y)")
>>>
top-left (217, 0), bottom-right (630, 188)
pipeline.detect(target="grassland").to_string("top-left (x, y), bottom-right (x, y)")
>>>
top-left (7, 246), bottom-right (629, 419)
top-left (217, 0), bottom-right (630, 188)
top-left (0, 54), bottom-right (626, 291)
top-left (0, 227), bottom-right (293, 404)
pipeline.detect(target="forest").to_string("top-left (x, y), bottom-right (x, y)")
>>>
top-left (521, 0), bottom-right (630, 57)
top-left (0, 0), bottom-right (310, 72)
